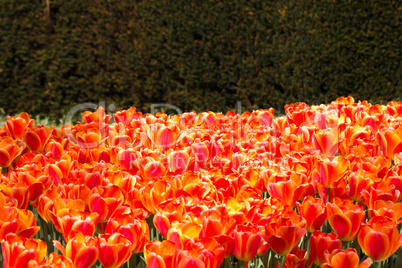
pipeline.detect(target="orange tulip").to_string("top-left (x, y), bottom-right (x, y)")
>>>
top-left (176, 238), bottom-right (225, 268)
top-left (297, 196), bottom-right (327, 233)
top-left (147, 124), bottom-right (182, 151)
top-left (312, 128), bottom-right (339, 157)
top-left (326, 198), bottom-right (365, 241)
top-left (168, 150), bottom-right (191, 174)
top-left (97, 233), bottom-right (133, 268)
top-left (233, 228), bottom-right (262, 262)
top-left (268, 179), bottom-right (314, 208)
top-left (0, 207), bottom-right (40, 240)
top-left (144, 240), bottom-right (178, 268)
top-left (41, 253), bottom-right (73, 268)
top-left (308, 231), bottom-right (342, 267)
top-left (51, 209), bottom-right (100, 241)
top-left (88, 186), bottom-right (124, 223)
top-left (312, 156), bottom-right (349, 189)
top-left (285, 246), bottom-right (307, 268)
top-left (265, 211), bottom-right (307, 256)
top-left (105, 210), bottom-right (150, 253)
top-left (54, 232), bottom-right (99, 268)
top-left (367, 200), bottom-right (402, 224)
top-left (23, 125), bottom-right (53, 152)
top-left (358, 216), bottom-right (402, 262)
top-left (375, 127), bottom-right (402, 159)
top-left (348, 172), bottom-right (374, 203)
top-left (2, 233), bottom-right (47, 268)
top-left (361, 184), bottom-right (401, 210)
top-left (0, 137), bottom-right (24, 168)
top-left (4, 112), bottom-right (33, 140)
top-left (321, 249), bottom-right (371, 268)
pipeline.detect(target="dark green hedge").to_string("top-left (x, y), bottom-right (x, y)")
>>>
top-left (1, 0), bottom-right (401, 120)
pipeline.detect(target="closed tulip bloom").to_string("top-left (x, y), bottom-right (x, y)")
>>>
top-left (321, 249), bottom-right (371, 268)
top-left (297, 196), bottom-right (327, 233)
top-left (98, 233), bottom-right (133, 268)
top-left (233, 228), bottom-right (262, 262)
top-left (326, 198), bottom-right (365, 241)
top-left (308, 231), bottom-right (342, 267)
top-left (358, 216), bottom-right (402, 262)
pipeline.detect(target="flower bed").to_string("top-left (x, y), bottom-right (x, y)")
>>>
top-left (0, 96), bottom-right (401, 268)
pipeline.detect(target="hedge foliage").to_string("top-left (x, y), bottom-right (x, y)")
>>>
top-left (0, 0), bottom-right (401, 120)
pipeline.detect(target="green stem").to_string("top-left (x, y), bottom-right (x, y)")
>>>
top-left (306, 233), bottom-right (311, 268)
top-left (280, 254), bottom-right (286, 268)
top-left (235, 260), bottom-right (244, 268)
top-left (130, 253), bottom-right (137, 268)
top-left (325, 188), bottom-right (331, 233)
top-left (372, 261), bottom-right (381, 268)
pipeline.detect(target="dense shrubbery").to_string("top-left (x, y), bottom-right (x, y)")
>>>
top-left (0, 0), bottom-right (401, 120)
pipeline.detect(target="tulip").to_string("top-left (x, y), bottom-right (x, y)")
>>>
top-left (51, 210), bottom-right (100, 241)
top-left (41, 253), bottom-right (73, 268)
top-left (2, 233), bottom-right (47, 268)
top-left (322, 248), bottom-right (371, 268)
top-left (0, 203), bottom-right (41, 239)
top-left (268, 179), bottom-right (314, 208)
top-left (285, 246), bottom-right (307, 268)
top-left (312, 128), bottom-right (339, 157)
top-left (265, 211), bottom-right (307, 256)
top-left (326, 198), bottom-right (365, 241)
top-left (0, 137), bottom-right (24, 168)
top-left (168, 150), bottom-right (190, 174)
top-left (176, 238), bottom-right (224, 268)
top-left (311, 156), bottom-right (349, 189)
top-left (105, 212), bottom-right (150, 253)
top-left (54, 232), bottom-right (99, 268)
top-left (308, 231), bottom-right (342, 267)
top-left (23, 125), bottom-right (53, 152)
top-left (97, 233), bottom-right (133, 268)
top-left (297, 196), bottom-right (327, 233)
top-left (144, 240), bottom-right (178, 268)
top-left (358, 216), bottom-right (402, 262)
top-left (375, 127), bottom-right (402, 159)
top-left (4, 112), bottom-right (32, 140)
top-left (233, 229), bottom-right (262, 262)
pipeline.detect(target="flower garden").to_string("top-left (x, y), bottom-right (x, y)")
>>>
top-left (0, 96), bottom-right (401, 268)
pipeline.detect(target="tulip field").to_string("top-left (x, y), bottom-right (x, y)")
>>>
top-left (1, 96), bottom-right (402, 268)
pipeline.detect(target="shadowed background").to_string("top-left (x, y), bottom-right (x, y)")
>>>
top-left (0, 0), bottom-right (401, 121)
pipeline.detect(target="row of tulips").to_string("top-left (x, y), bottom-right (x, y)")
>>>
top-left (0, 96), bottom-right (402, 268)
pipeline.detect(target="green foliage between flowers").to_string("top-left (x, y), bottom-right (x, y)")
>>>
top-left (0, 0), bottom-right (401, 121)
